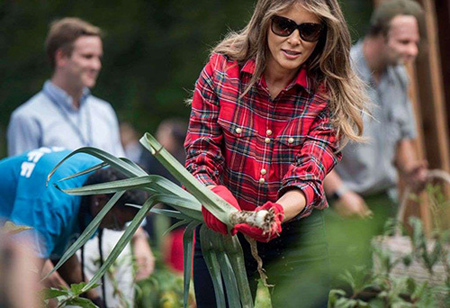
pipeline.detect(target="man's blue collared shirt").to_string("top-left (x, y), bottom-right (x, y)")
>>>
top-left (7, 81), bottom-right (124, 157)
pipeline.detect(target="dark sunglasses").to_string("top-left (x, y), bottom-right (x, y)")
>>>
top-left (271, 15), bottom-right (324, 42)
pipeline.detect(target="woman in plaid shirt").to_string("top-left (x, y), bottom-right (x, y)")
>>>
top-left (185, 0), bottom-right (368, 306)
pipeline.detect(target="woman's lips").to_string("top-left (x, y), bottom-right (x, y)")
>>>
top-left (282, 49), bottom-right (301, 59)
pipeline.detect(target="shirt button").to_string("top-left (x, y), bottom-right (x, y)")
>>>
top-left (259, 178), bottom-right (265, 184)
top-left (288, 137), bottom-right (294, 144)
top-left (235, 128), bottom-right (242, 134)
top-left (266, 129), bottom-right (272, 136)
top-left (265, 137), bottom-right (271, 144)
top-left (260, 169), bottom-right (267, 175)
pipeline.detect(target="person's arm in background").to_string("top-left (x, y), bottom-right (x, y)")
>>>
top-left (394, 68), bottom-right (428, 192)
top-left (0, 235), bottom-right (41, 308)
top-left (131, 227), bottom-right (155, 281)
top-left (323, 170), bottom-right (372, 218)
top-left (395, 139), bottom-right (428, 191)
top-left (7, 110), bottom-right (41, 156)
top-left (40, 259), bottom-right (69, 289)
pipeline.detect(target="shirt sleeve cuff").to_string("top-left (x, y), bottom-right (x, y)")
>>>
top-left (278, 182), bottom-right (323, 219)
top-left (194, 173), bottom-right (217, 187)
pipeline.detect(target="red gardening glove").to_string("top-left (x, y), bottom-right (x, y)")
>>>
top-left (234, 201), bottom-right (284, 242)
top-left (202, 185), bottom-right (241, 235)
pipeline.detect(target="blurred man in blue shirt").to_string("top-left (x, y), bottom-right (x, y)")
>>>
top-left (7, 18), bottom-right (124, 157)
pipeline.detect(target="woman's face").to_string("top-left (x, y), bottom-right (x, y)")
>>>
top-left (266, 3), bottom-right (321, 76)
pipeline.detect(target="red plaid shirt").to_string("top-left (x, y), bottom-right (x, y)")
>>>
top-left (185, 53), bottom-right (341, 219)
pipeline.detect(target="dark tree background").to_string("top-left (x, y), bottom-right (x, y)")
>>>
top-left (0, 0), bottom-right (373, 158)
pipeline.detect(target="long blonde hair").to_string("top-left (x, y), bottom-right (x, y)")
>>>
top-left (213, 0), bottom-right (368, 144)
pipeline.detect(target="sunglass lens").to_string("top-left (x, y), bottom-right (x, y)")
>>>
top-left (299, 23), bottom-right (323, 42)
top-left (272, 16), bottom-right (295, 37)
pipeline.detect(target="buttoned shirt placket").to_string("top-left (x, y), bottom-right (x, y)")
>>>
top-left (258, 78), bottom-right (274, 207)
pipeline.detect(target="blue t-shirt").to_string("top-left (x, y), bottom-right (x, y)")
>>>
top-left (0, 147), bottom-right (100, 259)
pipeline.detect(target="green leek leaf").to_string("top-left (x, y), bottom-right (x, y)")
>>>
top-left (150, 208), bottom-right (189, 221)
top-left (183, 221), bottom-right (200, 308)
top-left (217, 252), bottom-right (241, 308)
top-left (224, 236), bottom-right (253, 307)
top-left (163, 219), bottom-right (190, 236)
top-left (140, 133), bottom-right (237, 227)
top-left (200, 225), bottom-right (226, 308)
top-left (57, 162), bottom-right (109, 183)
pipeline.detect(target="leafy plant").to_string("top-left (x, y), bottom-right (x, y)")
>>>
top-left (135, 257), bottom-right (195, 308)
top-left (328, 270), bottom-right (438, 307)
top-left (329, 183), bottom-right (450, 307)
top-left (93, 251), bottom-right (134, 308)
top-left (42, 282), bottom-right (100, 308)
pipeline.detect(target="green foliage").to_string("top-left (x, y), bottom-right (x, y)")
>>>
top-left (329, 270), bottom-right (440, 308)
top-left (135, 261), bottom-right (193, 308)
top-left (329, 185), bottom-right (450, 307)
top-left (338, 267), bottom-right (376, 296)
top-left (43, 282), bottom-right (100, 308)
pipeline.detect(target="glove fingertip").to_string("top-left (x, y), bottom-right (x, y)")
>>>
top-left (230, 227), bottom-right (238, 236)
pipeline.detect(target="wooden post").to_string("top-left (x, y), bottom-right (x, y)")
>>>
top-left (415, 0), bottom-right (450, 174)
top-left (415, 0), bottom-right (450, 228)
top-left (434, 0), bottom-right (450, 137)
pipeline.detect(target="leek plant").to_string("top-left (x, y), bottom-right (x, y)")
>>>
top-left (45, 133), bottom-right (276, 308)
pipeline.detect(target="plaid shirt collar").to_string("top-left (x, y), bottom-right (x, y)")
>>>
top-left (240, 58), bottom-right (313, 94)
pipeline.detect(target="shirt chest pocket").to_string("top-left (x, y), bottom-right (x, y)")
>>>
top-left (274, 118), bottom-right (306, 166)
top-left (218, 118), bottom-right (254, 138)
top-left (217, 118), bottom-right (260, 176)
top-left (217, 118), bottom-right (256, 152)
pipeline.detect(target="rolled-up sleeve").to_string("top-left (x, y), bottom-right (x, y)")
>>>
top-left (279, 108), bottom-right (341, 218)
